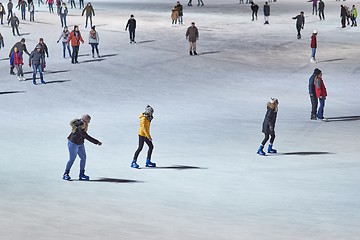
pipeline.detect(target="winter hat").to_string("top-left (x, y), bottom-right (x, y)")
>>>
top-left (144, 105), bottom-right (154, 115)
top-left (20, 38), bottom-right (25, 43)
top-left (131, 14), bottom-right (134, 18)
top-left (313, 68), bottom-right (321, 75)
top-left (313, 29), bottom-right (318, 34)
top-left (36, 44), bottom-right (41, 49)
top-left (91, 26), bottom-right (96, 30)
top-left (269, 98), bottom-right (278, 104)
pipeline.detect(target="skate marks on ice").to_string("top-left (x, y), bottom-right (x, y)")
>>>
top-left (278, 151), bottom-right (333, 156)
top-left (317, 58), bottom-right (346, 63)
top-left (141, 165), bottom-right (207, 171)
top-left (71, 178), bottom-right (142, 183)
top-left (0, 91), bottom-right (26, 95)
top-left (322, 116), bottom-right (360, 122)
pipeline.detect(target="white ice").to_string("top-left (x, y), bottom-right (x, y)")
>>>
top-left (0, 0), bottom-right (359, 239)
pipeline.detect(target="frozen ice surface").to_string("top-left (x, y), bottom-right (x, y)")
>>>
top-left (0, 0), bottom-right (359, 239)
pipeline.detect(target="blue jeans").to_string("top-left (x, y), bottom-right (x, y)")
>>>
top-left (311, 48), bottom-right (316, 59)
top-left (32, 64), bottom-right (43, 82)
top-left (60, 14), bottom-right (67, 27)
top-left (62, 42), bottom-right (72, 58)
top-left (48, 3), bottom-right (54, 13)
top-left (65, 140), bottom-right (87, 172)
top-left (317, 97), bottom-right (326, 119)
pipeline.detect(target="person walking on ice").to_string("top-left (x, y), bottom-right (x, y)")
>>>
top-left (309, 68), bottom-right (321, 120)
top-left (57, 26), bottom-right (72, 58)
top-left (89, 25), bottom-right (100, 57)
top-left (310, 29), bottom-right (318, 63)
top-left (125, 14), bottom-right (136, 44)
top-left (293, 11), bottom-right (305, 39)
top-left (82, 2), bottom-right (95, 28)
top-left (29, 45), bottom-right (46, 84)
top-left (63, 114), bottom-right (102, 181)
top-left (186, 21), bottom-right (199, 55)
top-left (257, 98), bottom-right (279, 156)
top-left (314, 71), bottom-right (327, 120)
top-left (131, 105), bottom-right (156, 168)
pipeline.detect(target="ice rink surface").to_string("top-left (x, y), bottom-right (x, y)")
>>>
top-left (0, 0), bottom-right (359, 239)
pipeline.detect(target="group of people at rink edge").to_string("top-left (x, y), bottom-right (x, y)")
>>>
top-left (0, 0), bottom-right (345, 178)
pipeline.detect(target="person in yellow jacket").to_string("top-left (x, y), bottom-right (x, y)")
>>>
top-left (131, 105), bottom-right (156, 168)
top-left (351, 5), bottom-right (357, 27)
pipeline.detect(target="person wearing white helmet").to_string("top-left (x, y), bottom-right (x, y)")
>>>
top-left (257, 98), bottom-right (279, 156)
top-left (131, 105), bottom-right (156, 168)
top-left (310, 29), bottom-right (318, 63)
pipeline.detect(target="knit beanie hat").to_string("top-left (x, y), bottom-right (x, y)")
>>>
top-left (144, 105), bottom-right (154, 115)
top-left (313, 68), bottom-right (321, 75)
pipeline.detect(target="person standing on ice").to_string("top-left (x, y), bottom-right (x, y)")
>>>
top-left (186, 21), bottom-right (199, 55)
top-left (59, 2), bottom-right (68, 27)
top-left (176, 1), bottom-right (183, 25)
top-left (16, 0), bottom-right (27, 20)
top-left (314, 71), bottom-right (327, 120)
top-left (125, 14), bottom-right (136, 44)
top-left (310, 0), bottom-right (318, 15)
top-left (310, 29), bottom-right (317, 63)
top-left (0, 2), bottom-right (6, 25)
top-left (69, 0), bottom-right (75, 9)
top-left (45, 0), bottom-right (54, 14)
top-left (0, 33), bottom-right (4, 50)
top-left (171, 6), bottom-right (178, 26)
top-left (57, 26), bottom-right (72, 58)
top-left (351, 5), bottom-right (357, 27)
top-left (88, 25), bottom-right (100, 58)
top-left (10, 46), bottom-right (25, 81)
top-left (63, 115), bottom-right (102, 181)
top-left (9, 38), bottom-right (30, 75)
top-left (251, 2), bottom-right (259, 21)
top-left (257, 98), bottom-right (279, 156)
top-left (318, 0), bottom-right (325, 20)
top-left (8, 13), bottom-right (20, 36)
top-left (67, 25), bottom-right (84, 64)
top-left (308, 68), bottom-right (321, 120)
top-left (29, 45), bottom-right (46, 84)
top-left (292, 11), bottom-right (305, 39)
top-left (36, 37), bottom-right (49, 70)
top-left (131, 105), bottom-right (156, 169)
top-left (82, 2), bottom-right (95, 28)
top-left (7, 0), bottom-right (13, 21)
top-left (79, 0), bottom-right (84, 9)
top-left (340, 5), bottom-right (347, 28)
top-left (263, 1), bottom-right (270, 24)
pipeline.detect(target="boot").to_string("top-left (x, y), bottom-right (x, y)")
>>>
top-left (189, 51), bottom-right (193, 55)
top-left (257, 145), bottom-right (266, 155)
top-left (131, 159), bottom-right (139, 168)
top-left (194, 51), bottom-right (198, 55)
top-left (145, 158), bottom-right (156, 167)
top-left (79, 170), bottom-right (90, 180)
top-left (267, 144), bottom-right (277, 153)
top-left (63, 170), bottom-right (71, 180)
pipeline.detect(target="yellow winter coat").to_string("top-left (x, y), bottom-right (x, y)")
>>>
top-left (138, 113), bottom-right (151, 139)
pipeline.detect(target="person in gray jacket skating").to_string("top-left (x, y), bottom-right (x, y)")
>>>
top-left (7, 12), bottom-right (20, 36)
top-left (57, 26), bottom-right (72, 58)
top-left (29, 45), bottom-right (46, 84)
top-left (88, 25), bottom-right (100, 57)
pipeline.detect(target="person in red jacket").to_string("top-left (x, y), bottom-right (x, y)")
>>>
top-left (314, 71), bottom-right (327, 120)
top-left (66, 25), bottom-right (84, 64)
top-left (310, 29), bottom-right (318, 63)
top-left (10, 46), bottom-right (24, 81)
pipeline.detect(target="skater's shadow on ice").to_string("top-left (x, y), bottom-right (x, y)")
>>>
top-left (78, 54), bottom-right (91, 57)
top-left (80, 59), bottom-right (105, 64)
top-left (144, 165), bottom-right (207, 171)
top-left (82, 178), bottom-right (142, 183)
top-left (137, 40), bottom-right (156, 44)
top-left (46, 70), bottom-right (70, 74)
top-left (323, 116), bottom-right (360, 122)
top-left (279, 152), bottom-right (333, 156)
top-left (318, 58), bottom-right (346, 63)
top-left (0, 57), bottom-right (10, 61)
top-left (45, 80), bottom-right (71, 84)
top-left (198, 51), bottom-right (222, 56)
top-left (0, 91), bottom-right (26, 95)
top-left (100, 54), bottom-right (118, 58)
top-left (19, 33), bottom-right (30, 36)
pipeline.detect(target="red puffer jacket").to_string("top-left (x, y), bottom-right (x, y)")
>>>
top-left (315, 77), bottom-right (327, 98)
top-left (67, 30), bottom-right (84, 47)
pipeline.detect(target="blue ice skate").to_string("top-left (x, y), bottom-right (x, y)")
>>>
top-left (257, 145), bottom-right (266, 156)
top-left (62, 173), bottom-right (71, 181)
top-left (267, 144), bottom-right (277, 154)
top-left (79, 170), bottom-right (90, 181)
top-left (145, 158), bottom-right (156, 167)
top-left (131, 160), bottom-right (139, 169)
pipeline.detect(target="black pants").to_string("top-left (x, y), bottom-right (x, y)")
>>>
top-left (72, 46), bottom-right (79, 63)
top-left (129, 30), bottom-right (135, 42)
top-left (261, 133), bottom-right (275, 146)
top-left (296, 24), bottom-right (302, 37)
top-left (319, 10), bottom-right (324, 20)
top-left (312, 4), bottom-right (317, 15)
top-left (12, 25), bottom-right (20, 36)
top-left (90, 43), bottom-right (99, 56)
top-left (341, 17), bottom-right (346, 27)
top-left (79, 0), bottom-right (84, 9)
top-left (252, 10), bottom-right (258, 21)
top-left (310, 95), bottom-right (318, 118)
top-left (133, 135), bottom-right (154, 161)
top-left (7, 10), bottom-right (13, 20)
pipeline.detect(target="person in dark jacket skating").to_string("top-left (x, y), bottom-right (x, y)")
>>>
top-left (318, 0), bottom-right (325, 20)
top-left (125, 14), bottom-right (136, 44)
top-left (29, 45), bottom-right (46, 84)
top-left (341, 5), bottom-right (347, 28)
top-left (7, 12), bottom-right (20, 36)
top-left (63, 115), bottom-right (102, 181)
top-left (7, 0), bottom-right (13, 20)
top-left (308, 68), bottom-right (321, 120)
top-left (36, 37), bottom-right (48, 70)
top-left (257, 98), bottom-right (278, 155)
top-left (251, 2), bottom-right (259, 21)
top-left (82, 2), bottom-right (95, 28)
top-left (263, 1), bottom-right (270, 24)
top-left (186, 21), bottom-right (199, 55)
top-left (0, 2), bottom-right (6, 24)
top-left (293, 11), bottom-right (305, 39)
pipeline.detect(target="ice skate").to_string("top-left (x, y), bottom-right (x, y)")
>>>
top-left (18, 76), bottom-right (22, 81)
top-left (257, 145), bottom-right (266, 155)
top-left (79, 170), bottom-right (90, 181)
top-left (62, 173), bottom-right (71, 181)
top-left (267, 144), bottom-right (277, 154)
top-left (145, 159), bottom-right (156, 167)
top-left (190, 51), bottom-right (193, 55)
top-left (194, 51), bottom-right (198, 55)
top-left (131, 160), bottom-right (139, 168)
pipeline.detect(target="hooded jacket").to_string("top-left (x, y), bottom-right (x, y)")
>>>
top-left (68, 119), bottom-right (100, 145)
top-left (262, 102), bottom-right (277, 135)
top-left (315, 77), bottom-right (327, 98)
top-left (309, 68), bottom-right (321, 95)
top-left (138, 113), bottom-right (152, 139)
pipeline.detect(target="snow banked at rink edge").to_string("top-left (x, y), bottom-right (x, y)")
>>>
top-left (0, 0), bottom-right (359, 240)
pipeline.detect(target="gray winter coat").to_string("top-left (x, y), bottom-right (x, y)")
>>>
top-left (29, 49), bottom-right (44, 66)
top-left (8, 15), bottom-right (19, 27)
top-left (58, 30), bottom-right (71, 43)
top-left (186, 26), bottom-right (199, 42)
top-left (88, 31), bottom-right (99, 44)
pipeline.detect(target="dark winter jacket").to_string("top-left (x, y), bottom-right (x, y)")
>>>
top-left (16, 0), bottom-right (27, 10)
top-left (186, 26), bottom-right (199, 42)
top-left (82, 4), bottom-right (95, 16)
top-left (9, 41), bottom-right (30, 57)
top-left (7, 2), bottom-right (13, 11)
top-left (263, 4), bottom-right (270, 16)
top-left (177, 3), bottom-right (183, 16)
top-left (68, 119), bottom-right (100, 145)
top-left (310, 34), bottom-right (317, 48)
top-left (59, 5), bottom-right (68, 15)
top-left (293, 14), bottom-right (305, 27)
top-left (251, 4), bottom-right (259, 12)
top-left (37, 42), bottom-right (49, 57)
top-left (8, 15), bottom-right (19, 27)
top-left (340, 6), bottom-right (347, 17)
top-left (125, 18), bottom-right (136, 31)
top-left (308, 68), bottom-right (321, 95)
top-left (318, 1), bottom-right (324, 11)
top-left (0, 35), bottom-right (4, 48)
top-left (29, 49), bottom-right (44, 66)
top-left (0, 3), bottom-right (6, 14)
top-left (262, 104), bottom-right (277, 135)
